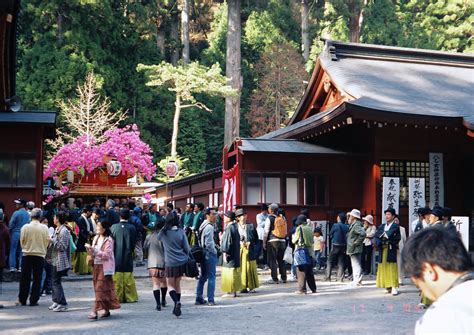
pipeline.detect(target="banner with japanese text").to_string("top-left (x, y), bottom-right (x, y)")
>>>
top-left (382, 177), bottom-right (400, 223)
top-left (451, 216), bottom-right (469, 250)
top-left (408, 178), bottom-right (426, 232)
top-left (429, 152), bottom-right (444, 207)
top-left (222, 163), bottom-right (240, 213)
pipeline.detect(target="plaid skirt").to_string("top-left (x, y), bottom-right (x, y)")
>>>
top-left (149, 268), bottom-right (165, 278)
top-left (165, 263), bottom-right (187, 278)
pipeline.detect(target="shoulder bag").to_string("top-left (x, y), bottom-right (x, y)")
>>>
top-left (185, 252), bottom-right (199, 278)
top-left (293, 227), bottom-right (311, 266)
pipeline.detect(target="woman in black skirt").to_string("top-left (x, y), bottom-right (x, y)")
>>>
top-left (158, 213), bottom-right (190, 317)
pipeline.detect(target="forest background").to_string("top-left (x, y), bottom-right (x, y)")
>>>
top-left (17, 0), bottom-right (473, 177)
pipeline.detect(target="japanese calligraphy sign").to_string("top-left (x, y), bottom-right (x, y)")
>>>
top-left (429, 153), bottom-right (444, 207)
top-left (408, 178), bottom-right (426, 232)
top-left (382, 177), bottom-right (400, 223)
top-left (222, 163), bottom-right (240, 213)
top-left (451, 216), bottom-right (469, 250)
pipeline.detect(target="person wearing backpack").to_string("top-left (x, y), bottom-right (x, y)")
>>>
top-left (263, 204), bottom-right (287, 284)
top-left (292, 215), bottom-right (316, 294)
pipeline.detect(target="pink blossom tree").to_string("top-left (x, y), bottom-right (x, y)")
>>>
top-left (44, 124), bottom-right (155, 181)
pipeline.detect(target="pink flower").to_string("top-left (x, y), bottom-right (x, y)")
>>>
top-left (44, 124), bottom-right (156, 181)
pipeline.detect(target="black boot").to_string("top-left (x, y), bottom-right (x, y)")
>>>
top-left (153, 290), bottom-right (161, 311)
top-left (161, 287), bottom-right (167, 307)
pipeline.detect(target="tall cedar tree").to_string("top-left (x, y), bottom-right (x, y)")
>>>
top-left (247, 42), bottom-right (307, 137)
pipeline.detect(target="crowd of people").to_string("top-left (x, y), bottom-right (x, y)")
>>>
top-left (0, 196), bottom-right (471, 331)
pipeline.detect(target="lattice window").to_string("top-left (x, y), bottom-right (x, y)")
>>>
top-left (380, 161), bottom-right (430, 206)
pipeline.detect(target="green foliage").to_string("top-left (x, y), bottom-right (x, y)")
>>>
top-left (362, 0), bottom-right (402, 46)
top-left (138, 60), bottom-right (236, 162)
top-left (396, 0), bottom-right (474, 52)
top-left (17, 0), bottom-right (473, 179)
top-left (245, 11), bottom-right (290, 54)
top-left (177, 110), bottom-right (206, 173)
top-left (138, 61), bottom-right (236, 103)
top-left (202, 2), bottom-right (228, 66)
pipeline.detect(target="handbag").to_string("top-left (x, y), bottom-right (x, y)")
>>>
top-left (294, 247), bottom-right (311, 266)
top-left (293, 227), bottom-right (311, 266)
top-left (283, 245), bottom-right (293, 264)
top-left (86, 254), bottom-right (94, 267)
top-left (185, 253), bottom-right (199, 278)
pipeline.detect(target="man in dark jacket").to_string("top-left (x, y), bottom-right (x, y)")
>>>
top-left (130, 207), bottom-right (145, 267)
top-left (220, 211), bottom-right (242, 297)
top-left (74, 205), bottom-right (93, 274)
top-left (325, 212), bottom-right (349, 282)
top-left (105, 199), bottom-right (120, 225)
top-left (374, 208), bottom-right (401, 295)
top-left (0, 208), bottom-right (10, 308)
top-left (111, 209), bottom-right (138, 303)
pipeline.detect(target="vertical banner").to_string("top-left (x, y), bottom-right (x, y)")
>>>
top-left (429, 152), bottom-right (444, 207)
top-left (382, 177), bottom-right (400, 223)
top-left (451, 216), bottom-right (469, 250)
top-left (408, 178), bottom-right (426, 232)
top-left (222, 163), bottom-right (240, 213)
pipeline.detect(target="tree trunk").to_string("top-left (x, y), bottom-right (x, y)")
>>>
top-left (171, 93), bottom-right (181, 157)
top-left (57, 6), bottom-right (64, 46)
top-left (275, 62), bottom-right (281, 129)
top-left (349, 0), bottom-right (363, 43)
top-left (301, 0), bottom-right (310, 62)
top-left (181, 0), bottom-right (190, 64)
top-left (170, 11), bottom-right (180, 66)
top-left (224, 0), bottom-right (241, 147)
top-left (156, 20), bottom-right (166, 56)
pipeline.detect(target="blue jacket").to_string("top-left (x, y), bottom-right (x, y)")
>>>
top-left (9, 208), bottom-right (30, 234)
top-left (129, 214), bottom-right (143, 235)
top-left (329, 222), bottom-right (349, 246)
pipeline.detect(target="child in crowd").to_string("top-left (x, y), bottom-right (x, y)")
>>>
top-left (313, 228), bottom-right (325, 270)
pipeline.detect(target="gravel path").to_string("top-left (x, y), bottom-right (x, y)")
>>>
top-left (0, 270), bottom-right (422, 335)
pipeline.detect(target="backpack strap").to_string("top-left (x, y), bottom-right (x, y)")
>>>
top-left (198, 221), bottom-right (209, 249)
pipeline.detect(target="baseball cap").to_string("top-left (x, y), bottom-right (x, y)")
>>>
top-left (14, 198), bottom-right (26, 205)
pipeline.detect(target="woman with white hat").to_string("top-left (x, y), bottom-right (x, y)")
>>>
top-left (361, 215), bottom-right (376, 275)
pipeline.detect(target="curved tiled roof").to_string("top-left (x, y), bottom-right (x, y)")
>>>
top-left (319, 40), bottom-right (474, 129)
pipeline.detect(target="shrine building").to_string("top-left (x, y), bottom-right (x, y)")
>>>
top-left (157, 40), bottom-right (474, 246)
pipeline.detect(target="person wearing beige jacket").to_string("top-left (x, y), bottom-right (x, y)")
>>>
top-left (18, 208), bottom-right (50, 306)
top-left (361, 215), bottom-right (376, 275)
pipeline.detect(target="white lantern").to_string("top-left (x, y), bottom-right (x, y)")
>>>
top-left (107, 160), bottom-right (122, 176)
